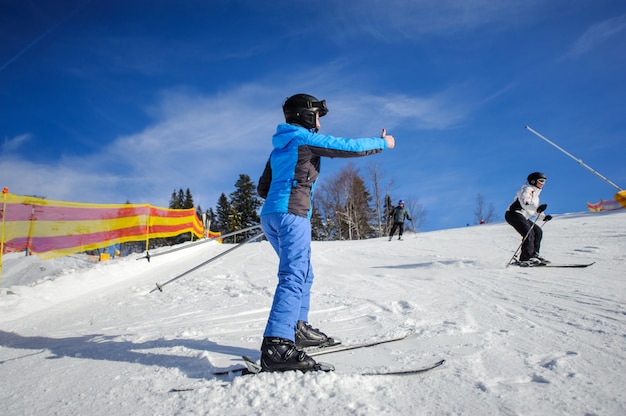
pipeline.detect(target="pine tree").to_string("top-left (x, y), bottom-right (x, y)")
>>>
top-left (216, 193), bottom-right (232, 241)
top-left (229, 206), bottom-right (243, 242)
top-left (183, 188), bottom-right (194, 209)
top-left (169, 189), bottom-right (181, 209)
top-left (177, 189), bottom-right (185, 209)
top-left (229, 174), bottom-right (262, 240)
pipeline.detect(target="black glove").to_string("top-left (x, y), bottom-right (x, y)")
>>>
top-left (537, 204), bottom-right (547, 213)
top-left (543, 215), bottom-right (552, 222)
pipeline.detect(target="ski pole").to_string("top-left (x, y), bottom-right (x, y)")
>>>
top-left (139, 224), bottom-right (261, 262)
top-left (150, 230), bottom-right (265, 293)
top-left (525, 126), bottom-right (623, 192)
top-left (506, 215), bottom-right (542, 267)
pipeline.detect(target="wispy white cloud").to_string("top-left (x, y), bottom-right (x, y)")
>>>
top-left (0, 158), bottom-right (117, 201)
top-left (2, 133), bottom-right (33, 153)
top-left (561, 14), bottom-right (626, 60)
top-left (1, 65), bottom-right (485, 210)
top-left (2, 85), bottom-right (280, 206)
top-left (326, 83), bottom-right (486, 137)
top-left (322, 0), bottom-right (548, 41)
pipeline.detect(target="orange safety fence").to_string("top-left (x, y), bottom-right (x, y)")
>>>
top-left (0, 190), bottom-right (204, 260)
top-left (587, 198), bottom-right (625, 212)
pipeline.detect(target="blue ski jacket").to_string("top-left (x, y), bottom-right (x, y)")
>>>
top-left (258, 123), bottom-right (388, 218)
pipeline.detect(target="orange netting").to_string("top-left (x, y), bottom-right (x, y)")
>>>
top-left (1, 191), bottom-right (204, 260)
top-left (587, 198), bottom-right (625, 212)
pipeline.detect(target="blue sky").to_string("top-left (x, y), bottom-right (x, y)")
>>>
top-left (1, 0), bottom-right (625, 231)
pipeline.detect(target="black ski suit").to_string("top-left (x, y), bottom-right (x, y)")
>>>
top-left (389, 205), bottom-right (411, 240)
top-left (505, 183), bottom-right (546, 261)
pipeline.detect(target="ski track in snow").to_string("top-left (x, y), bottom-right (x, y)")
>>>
top-left (0, 211), bottom-right (625, 415)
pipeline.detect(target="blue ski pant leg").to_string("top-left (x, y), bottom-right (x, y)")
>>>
top-left (299, 254), bottom-right (313, 322)
top-left (261, 213), bottom-right (314, 341)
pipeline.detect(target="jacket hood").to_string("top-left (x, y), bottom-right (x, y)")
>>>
top-left (272, 123), bottom-right (309, 150)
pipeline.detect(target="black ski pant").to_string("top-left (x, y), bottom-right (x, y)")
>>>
top-left (505, 210), bottom-right (542, 261)
top-left (389, 222), bottom-right (405, 239)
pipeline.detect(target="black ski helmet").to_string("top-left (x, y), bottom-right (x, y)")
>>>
top-left (283, 93), bottom-right (328, 131)
top-left (527, 172), bottom-right (547, 186)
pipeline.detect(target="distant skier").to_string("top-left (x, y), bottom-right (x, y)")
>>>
top-left (505, 172), bottom-right (553, 266)
top-left (257, 93), bottom-right (395, 372)
top-left (389, 200), bottom-right (411, 240)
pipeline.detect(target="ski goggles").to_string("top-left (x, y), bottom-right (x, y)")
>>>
top-left (308, 99), bottom-right (328, 117)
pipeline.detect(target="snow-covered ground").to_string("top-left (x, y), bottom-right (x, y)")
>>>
top-left (1, 210), bottom-right (625, 415)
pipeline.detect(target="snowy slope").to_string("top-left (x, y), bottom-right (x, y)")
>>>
top-left (1, 210), bottom-right (625, 415)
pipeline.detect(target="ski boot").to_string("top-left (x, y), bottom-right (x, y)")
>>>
top-left (517, 257), bottom-right (542, 267)
top-left (260, 337), bottom-right (317, 372)
top-left (295, 320), bottom-right (336, 348)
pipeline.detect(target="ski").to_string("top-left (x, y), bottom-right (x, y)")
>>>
top-left (511, 260), bottom-right (595, 268)
top-left (170, 354), bottom-right (444, 390)
top-left (361, 359), bottom-right (445, 376)
top-left (171, 357), bottom-right (445, 390)
top-left (306, 333), bottom-right (412, 357)
top-left (237, 356), bottom-right (445, 377)
top-left (212, 333), bottom-right (413, 377)
top-left (537, 262), bottom-right (595, 268)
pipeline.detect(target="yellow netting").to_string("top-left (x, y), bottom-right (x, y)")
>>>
top-left (615, 190), bottom-right (626, 209)
top-left (1, 191), bottom-right (203, 260)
